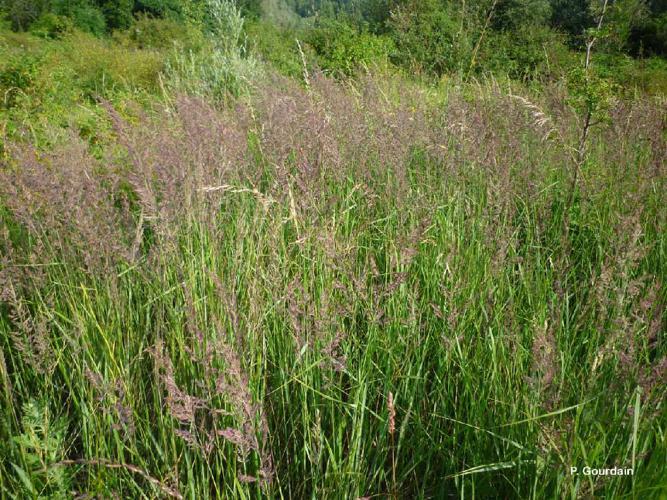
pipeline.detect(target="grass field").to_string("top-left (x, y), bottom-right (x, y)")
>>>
top-left (1, 60), bottom-right (666, 499)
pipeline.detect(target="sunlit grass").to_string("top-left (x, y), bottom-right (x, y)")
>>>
top-left (0, 69), bottom-right (665, 499)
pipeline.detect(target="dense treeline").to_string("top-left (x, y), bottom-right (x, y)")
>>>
top-left (2, 0), bottom-right (666, 67)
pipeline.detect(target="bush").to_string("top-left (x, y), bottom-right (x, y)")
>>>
top-left (48, 0), bottom-right (107, 36)
top-left (61, 31), bottom-right (164, 95)
top-left (165, 0), bottom-right (260, 100)
top-left (0, 52), bottom-right (39, 108)
top-left (1, 0), bottom-right (48, 31)
top-left (72, 5), bottom-right (106, 35)
top-left (115, 15), bottom-right (204, 50)
top-left (595, 52), bottom-right (667, 95)
top-left (629, 12), bottom-right (667, 57)
top-left (478, 27), bottom-right (571, 81)
top-left (166, 39), bottom-right (259, 100)
top-left (99, 0), bottom-right (134, 31)
top-left (307, 19), bottom-right (393, 76)
top-left (134, 0), bottom-right (186, 20)
top-left (0, 27), bottom-right (167, 152)
top-left (387, 0), bottom-right (462, 76)
top-left (29, 13), bottom-right (73, 39)
top-left (246, 20), bottom-right (306, 79)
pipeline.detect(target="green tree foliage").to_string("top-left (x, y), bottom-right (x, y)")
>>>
top-left (0, 0), bottom-right (196, 33)
top-left (51, 0), bottom-right (106, 35)
top-left (629, 12), bottom-right (667, 55)
top-left (97, 0), bottom-right (134, 30)
top-left (29, 12), bottom-right (74, 38)
top-left (387, 0), bottom-right (461, 75)
top-left (550, 0), bottom-right (592, 42)
top-left (1, 0), bottom-right (48, 30)
top-left (494, 0), bottom-right (551, 31)
top-left (237, 0), bottom-right (263, 20)
top-left (134, 0), bottom-right (186, 19)
top-left (121, 14), bottom-right (204, 50)
top-left (307, 17), bottom-right (393, 74)
top-left (480, 26), bottom-right (568, 79)
top-left (287, 0), bottom-right (343, 17)
top-left (604, 0), bottom-right (647, 51)
top-left (549, 0), bottom-right (650, 52)
top-left (246, 19), bottom-right (304, 76)
top-left (355, 0), bottom-right (398, 32)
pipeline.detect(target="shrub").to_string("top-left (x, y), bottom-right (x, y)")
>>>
top-left (566, 65), bottom-right (618, 124)
top-left (29, 13), bottom-right (74, 39)
top-left (387, 0), bottom-right (462, 76)
top-left (0, 35), bottom-right (44, 109)
top-left (307, 19), bottom-right (393, 76)
top-left (71, 5), bottom-right (106, 35)
top-left (49, 0), bottom-right (107, 36)
top-left (134, 0), bottom-right (186, 20)
top-left (0, 0), bottom-right (48, 31)
top-left (116, 15), bottom-right (204, 51)
top-left (478, 27), bottom-right (570, 81)
top-left (61, 31), bottom-right (164, 95)
top-left (99, 0), bottom-right (134, 31)
top-left (0, 52), bottom-right (37, 91)
top-left (165, 40), bottom-right (259, 100)
top-left (246, 20), bottom-right (306, 78)
top-left (595, 52), bottom-right (667, 95)
top-left (629, 12), bottom-right (667, 57)
top-left (165, 0), bottom-right (260, 100)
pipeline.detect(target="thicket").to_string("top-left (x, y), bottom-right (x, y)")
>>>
top-left (2, 0), bottom-right (667, 84)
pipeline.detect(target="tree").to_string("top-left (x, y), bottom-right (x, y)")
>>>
top-left (355, 0), bottom-right (400, 33)
top-left (1, 0), bottom-right (48, 30)
top-left (134, 0), bottom-right (186, 19)
top-left (494, 0), bottom-right (551, 31)
top-left (602, 0), bottom-right (647, 51)
top-left (307, 17), bottom-right (393, 75)
top-left (96, 0), bottom-right (134, 30)
top-left (628, 9), bottom-right (667, 55)
top-left (237, 0), bottom-right (263, 20)
top-left (387, 0), bottom-right (461, 75)
top-left (550, 0), bottom-right (593, 43)
top-left (51, 0), bottom-right (106, 35)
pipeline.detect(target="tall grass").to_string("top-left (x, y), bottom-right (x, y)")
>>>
top-left (0, 72), bottom-right (665, 498)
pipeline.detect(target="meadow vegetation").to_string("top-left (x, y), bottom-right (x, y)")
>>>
top-left (0, 0), bottom-right (666, 498)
